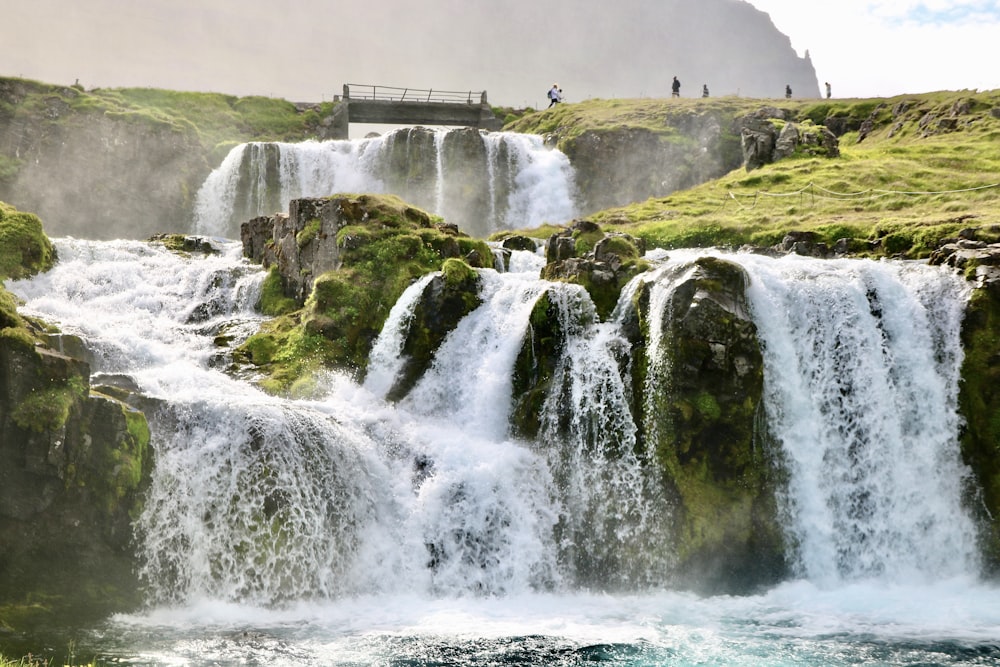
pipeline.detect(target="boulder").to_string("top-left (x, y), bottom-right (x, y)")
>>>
top-left (542, 223), bottom-right (647, 319)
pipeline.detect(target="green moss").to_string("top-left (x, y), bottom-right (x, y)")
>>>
top-left (0, 202), bottom-right (55, 279)
top-left (0, 324), bottom-right (32, 350)
top-left (241, 331), bottom-right (281, 365)
top-left (958, 284), bottom-right (1000, 571)
top-left (258, 266), bottom-right (299, 316)
top-left (599, 234), bottom-right (641, 259)
top-left (11, 375), bottom-right (85, 433)
top-left (694, 391), bottom-right (722, 420)
top-left (573, 228), bottom-right (604, 255)
top-left (441, 257), bottom-right (476, 286)
top-left (296, 218), bottom-right (322, 248)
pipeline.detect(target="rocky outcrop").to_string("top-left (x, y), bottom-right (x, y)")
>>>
top-left (561, 112), bottom-right (741, 214)
top-left (237, 194), bottom-right (495, 388)
top-left (383, 260), bottom-right (483, 402)
top-left (241, 195), bottom-right (490, 307)
top-left (0, 202), bottom-right (153, 629)
top-left (930, 237), bottom-right (1000, 572)
top-left (0, 338), bottom-right (152, 621)
top-left (632, 256), bottom-right (783, 591)
top-left (541, 219), bottom-right (648, 319)
top-left (736, 108), bottom-right (840, 171)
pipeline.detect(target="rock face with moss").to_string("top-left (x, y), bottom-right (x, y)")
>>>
top-left (737, 107), bottom-right (840, 171)
top-left (237, 194), bottom-right (494, 393)
top-left (0, 202), bottom-right (152, 630)
top-left (631, 256), bottom-right (783, 590)
top-left (510, 222), bottom-right (783, 591)
top-left (559, 112), bottom-right (743, 215)
top-left (383, 258), bottom-right (484, 402)
top-left (0, 77), bottom-right (338, 239)
top-left (930, 239), bottom-right (1000, 573)
top-left (541, 219), bottom-right (649, 319)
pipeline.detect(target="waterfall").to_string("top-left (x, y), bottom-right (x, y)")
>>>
top-left (398, 271), bottom-right (552, 441)
top-left (8, 241), bottom-right (984, 608)
top-left (536, 283), bottom-right (675, 587)
top-left (363, 272), bottom-right (439, 400)
top-left (193, 129), bottom-right (578, 239)
top-left (738, 254), bottom-right (978, 585)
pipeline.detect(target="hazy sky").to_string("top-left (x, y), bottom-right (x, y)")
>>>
top-left (4, 0), bottom-right (999, 104)
top-left (750, 0), bottom-right (1000, 97)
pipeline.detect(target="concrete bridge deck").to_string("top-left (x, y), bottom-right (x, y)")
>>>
top-left (328, 84), bottom-right (504, 138)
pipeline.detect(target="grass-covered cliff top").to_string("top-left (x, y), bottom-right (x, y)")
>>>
top-left (507, 90), bottom-right (1000, 256)
top-left (0, 76), bottom-right (335, 164)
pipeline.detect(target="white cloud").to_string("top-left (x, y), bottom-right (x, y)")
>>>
top-left (746, 0), bottom-right (1000, 97)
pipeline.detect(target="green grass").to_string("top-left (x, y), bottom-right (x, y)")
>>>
top-left (507, 89), bottom-right (1000, 257)
top-left (1, 76), bottom-right (334, 161)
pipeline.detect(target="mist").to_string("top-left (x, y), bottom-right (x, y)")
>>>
top-left (5, 0), bottom-right (819, 108)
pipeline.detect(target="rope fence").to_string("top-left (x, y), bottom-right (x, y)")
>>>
top-left (726, 181), bottom-right (1000, 210)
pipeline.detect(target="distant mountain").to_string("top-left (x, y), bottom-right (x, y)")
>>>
top-left (5, 0), bottom-right (818, 106)
top-left (443, 0), bottom-right (822, 103)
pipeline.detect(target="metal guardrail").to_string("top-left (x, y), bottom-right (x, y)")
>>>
top-left (343, 84), bottom-right (487, 105)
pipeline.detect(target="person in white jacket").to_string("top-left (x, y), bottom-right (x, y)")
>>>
top-left (548, 83), bottom-right (563, 107)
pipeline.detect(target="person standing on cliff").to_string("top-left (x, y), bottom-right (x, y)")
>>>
top-left (548, 83), bottom-right (562, 108)
top-left (825, 82), bottom-right (832, 98)
top-left (785, 84), bottom-right (792, 99)
top-left (671, 76), bottom-right (681, 98)
top-left (702, 84), bottom-right (709, 98)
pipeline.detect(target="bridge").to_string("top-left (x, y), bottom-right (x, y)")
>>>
top-left (326, 84), bottom-right (504, 138)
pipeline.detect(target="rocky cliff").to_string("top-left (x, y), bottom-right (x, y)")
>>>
top-left (0, 77), bottom-right (337, 239)
top-left (0, 203), bottom-right (152, 632)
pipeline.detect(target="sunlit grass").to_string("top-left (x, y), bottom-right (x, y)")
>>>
top-left (504, 89), bottom-right (1000, 257)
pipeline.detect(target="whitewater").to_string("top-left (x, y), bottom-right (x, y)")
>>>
top-left (192, 128), bottom-right (578, 240)
top-left (9, 236), bottom-right (1000, 666)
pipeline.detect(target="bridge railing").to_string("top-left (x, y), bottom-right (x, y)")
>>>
top-left (344, 84), bottom-right (487, 105)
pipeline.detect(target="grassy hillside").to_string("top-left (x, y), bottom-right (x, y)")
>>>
top-left (0, 76), bottom-right (335, 168)
top-left (507, 90), bottom-right (1000, 257)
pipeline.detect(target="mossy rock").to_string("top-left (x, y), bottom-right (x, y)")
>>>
top-left (0, 201), bottom-right (55, 280)
top-left (510, 291), bottom-right (564, 438)
top-left (635, 256), bottom-right (786, 591)
top-left (958, 281), bottom-right (1000, 572)
top-left (148, 233), bottom-right (218, 256)
top-left (237, 195), bottom-right (494, 393)
top-left (383, 263), bottom-right (483, 402)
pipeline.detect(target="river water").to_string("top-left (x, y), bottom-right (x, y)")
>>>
top-left (8, 238), bottom-right (1000, 666)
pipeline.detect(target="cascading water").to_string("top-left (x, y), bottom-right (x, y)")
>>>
top-left (8, 242), bottom-right (999, 665)
top-left (193, 129), bottom-right (578, 240)
top-left (736, 254), bottom-right (979, 585)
